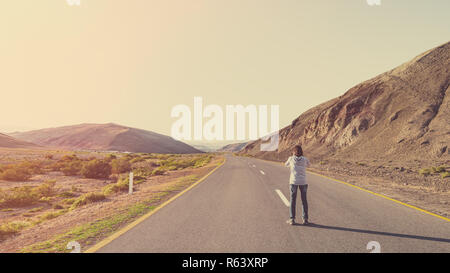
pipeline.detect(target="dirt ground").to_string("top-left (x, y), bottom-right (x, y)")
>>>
top-left (310, 159), bottom-right (450, 219)
top-left (0, 149), bottom-right (223, 253)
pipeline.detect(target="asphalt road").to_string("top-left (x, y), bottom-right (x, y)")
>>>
top-left (97, 155), bottom-right (450, 253)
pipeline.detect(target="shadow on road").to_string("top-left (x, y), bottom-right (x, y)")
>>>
top-left (295, 223), bottom-right (450, 244)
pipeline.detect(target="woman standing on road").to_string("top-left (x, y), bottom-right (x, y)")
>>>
top-left (285, 145), bottom-right (310, 225)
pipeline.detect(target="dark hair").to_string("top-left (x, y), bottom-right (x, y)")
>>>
top-left (293, 145), bottom-right (303, 156)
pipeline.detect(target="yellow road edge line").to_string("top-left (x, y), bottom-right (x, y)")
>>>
top-left (84, 157), bottom-right (226, 253)
top-left (246, 155), bottom-right (450, 223)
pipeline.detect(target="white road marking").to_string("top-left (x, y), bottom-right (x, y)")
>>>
top-left (275, 189), bottom-right (290, 207)
top-left (252, 164), bottom-right (256, 168)
top-left (260, 170), bottom-right (265, 175)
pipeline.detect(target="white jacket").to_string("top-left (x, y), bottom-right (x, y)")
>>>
top-left (285, 156), bottom-right (310, 185)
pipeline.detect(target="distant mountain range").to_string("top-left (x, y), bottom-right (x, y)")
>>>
top-left (8, 123), bottom-right (201, 154)
top-left (186, 140), bottom-right (249, 152)
top-left (241, 41), bottom-right (450, 162)
top-left (0, 133), bottom-right (38, 149)
top-left (218, 142), bottom-right (249, 152)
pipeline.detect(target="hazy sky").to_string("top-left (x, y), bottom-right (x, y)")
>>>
top-left (1, 0), bottom-right (449, 140)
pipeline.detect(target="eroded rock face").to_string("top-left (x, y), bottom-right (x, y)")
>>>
top-left (241, 42), bottom-right (450, 162)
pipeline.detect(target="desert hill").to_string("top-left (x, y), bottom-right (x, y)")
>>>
top-left (241, 41), bottom-right (450, 163)
top-left (0, 133), bottom-right (38, 149)
top-left (10, 123), bottom-right (201, 154)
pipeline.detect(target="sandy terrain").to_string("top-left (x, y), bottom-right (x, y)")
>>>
top-left (0, 148), bottom-right (222, 252)
top-left (309, 160), bottom-right (450, 219)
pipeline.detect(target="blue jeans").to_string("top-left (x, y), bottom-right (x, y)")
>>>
top-left (289, 184), bottom-right (308, 220)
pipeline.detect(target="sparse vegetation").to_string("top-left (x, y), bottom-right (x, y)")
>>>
top-left (21, 175), bottom-right (201, 253)
top-left (158, 154), bottom-right (212, 171)
top-left (419, 168), bottom-right (432, 176)
top-left (62, 198), bottom-right (76, 205)
top-left (131, 168), bottom-right (152, 181)
top-left (0, 180), bottom-right (56, 208)
top-left (433, 166), bottom-right (446, 173)
top-left (151, 167), bottom-right (166, 176)
top-left (34, 180), bottom-right (56, 197)
top-left (103, 170), bottom-right (149, 196)
top-left (419, 166), bottom-right (447, 178)
top-left (61, 161), bottom-right (83, 176)
top-left (52, 203), bottom-right (64, 210)
top-left (58, 191), bottom-right (76, 198)
top-left (71, 185), bottom-right (81, 192)
top-left (28, 207), bottom-right (44, 213)
top-left (70, 192), bottom-right (106, 210)
top-left (80, 159), bottom-right (112, 179)
top-left (21, 201), bottom-right (157, 252)
top-left (102, 176), bottom-right (129, 196)
top-left (0, 187), bottom-right (38, 208)
top-left (130, 157), bottom-right (146, 164)
top-left (146, 154), bottom-right (213, 176)
top-left (0, 221), bottom-right (29, 240)
top-left (0, 149), bottom-right (219, 250)
top-left (111, 158), bottom-right (132, 174)
top-left (20, 161), bottom-right (46, 175)
top-left (40, 211), bottom-right (61, 221)
top-left (0, 167), bottom-right (32, 181)
top-left (0, 160), bottom-right (46, 181)
top-left (62, 154), bottom-right (79, 161)
top-left (104, 154), bottom-right (117, 162)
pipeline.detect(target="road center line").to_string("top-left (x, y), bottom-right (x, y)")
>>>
top-left (275, 189), bottom-right (290, 207)
top-left (260, 170), bottom-right (265, 175)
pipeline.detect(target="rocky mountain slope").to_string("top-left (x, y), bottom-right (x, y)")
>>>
top-left (241, 42), bottom-right (450, 163)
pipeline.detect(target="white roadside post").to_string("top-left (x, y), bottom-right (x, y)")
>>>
top-left (129, 172), bottom-right (134, 195)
